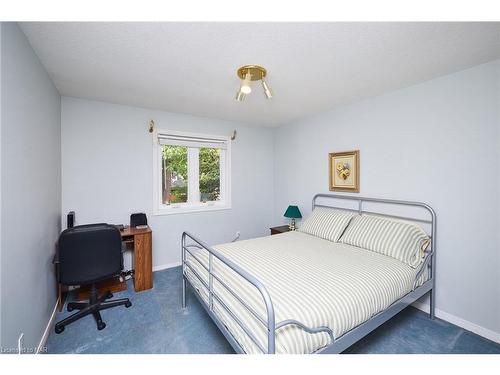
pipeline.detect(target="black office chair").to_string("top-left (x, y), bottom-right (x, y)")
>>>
top-left (54, 224), bottom-right (132, 334)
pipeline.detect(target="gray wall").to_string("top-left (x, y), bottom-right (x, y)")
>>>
top-left (274, 60), bottom-right (500, 336)
top-left (0, 23), bottom-right (61, 352)
top-left (61, 97), bottom-right (274, 269)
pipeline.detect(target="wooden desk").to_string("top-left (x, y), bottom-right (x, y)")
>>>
top-left (57, 226), bottom-right (153, 311)
top-left (120, 226), bottom-right (153, 292)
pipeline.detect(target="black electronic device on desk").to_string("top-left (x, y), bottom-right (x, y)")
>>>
top-left (130, 213), bottom-right (148, 228)
top-left (67, 211), bottom-right (75, 229)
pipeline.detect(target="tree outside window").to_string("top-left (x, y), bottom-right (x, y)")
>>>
top-left (162, 145), bottom-right (220, 204)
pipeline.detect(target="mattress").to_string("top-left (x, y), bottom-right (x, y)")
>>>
top-left (184, 231), bottom-right (428, 354)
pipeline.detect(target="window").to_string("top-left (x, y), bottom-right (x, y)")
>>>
top-left (153, 130), bottom-right (231, 214)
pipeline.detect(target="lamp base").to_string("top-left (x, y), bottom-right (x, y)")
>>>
top-left (289, 218), bottom-right (297, 231)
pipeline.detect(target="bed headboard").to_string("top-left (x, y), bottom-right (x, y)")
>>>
top-left (312, 193), bottom-right (436, 255)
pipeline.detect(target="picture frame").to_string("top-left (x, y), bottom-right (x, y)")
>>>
top-left (329, 150), bottom-right (360, 192)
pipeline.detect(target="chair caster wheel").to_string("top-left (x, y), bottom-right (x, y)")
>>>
top-left (125, 301), bottom-right (132, 308)
top-left (106, 292), bottom-right (113, 299)
top-left (55, 325), bottom-right (65, 334)
top-left (67, 305), bottom-right (74, 312)
top-left (97, 322), bottom-right (106, 331)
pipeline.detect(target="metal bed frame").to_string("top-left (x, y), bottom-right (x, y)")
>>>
top-left (181, 194), bottom-right (436, 354)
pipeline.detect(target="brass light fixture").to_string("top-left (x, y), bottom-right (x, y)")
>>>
top-left (235, 65), bottom-right (273, 101)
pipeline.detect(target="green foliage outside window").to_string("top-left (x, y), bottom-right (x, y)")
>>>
top-left (162, 145), bottom-right (220, 204)
top-left (199, 148), bottom-right (220, 201)
top-left (162, 145), bottom-right (188, 204)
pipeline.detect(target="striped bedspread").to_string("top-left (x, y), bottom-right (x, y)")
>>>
top-left (184, 231), bottom-right (428, 354)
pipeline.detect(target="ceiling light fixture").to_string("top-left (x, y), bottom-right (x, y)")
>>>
top-left (235, 65), bottom-right (273, 101)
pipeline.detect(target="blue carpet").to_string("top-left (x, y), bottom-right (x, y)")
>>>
top-left (45, 267), bottom-right (500, 354)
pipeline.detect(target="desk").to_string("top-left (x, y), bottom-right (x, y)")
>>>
top-left (57, 226), bottom-right (153, 311)
top-left (120, 226), bottom-right (153, 292)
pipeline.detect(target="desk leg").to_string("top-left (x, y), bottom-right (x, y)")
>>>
top-left (57, 284), bottom-right (68, 312)
top-left (133, 232), bottom-right (153, 292)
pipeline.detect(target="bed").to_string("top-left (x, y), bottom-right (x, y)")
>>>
top-left (181, 194), bottom-right (436, 354)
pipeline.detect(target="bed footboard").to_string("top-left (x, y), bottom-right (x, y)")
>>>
top-left (182, 231), bottom-right (277, 353)
top-left (181, 231), bottom-right (335, 354)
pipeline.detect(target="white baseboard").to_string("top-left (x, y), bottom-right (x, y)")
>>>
top-left (412, 301), bottom-right (500, 344)
top-left (153, 261), bottom-right (181, 272)
top-left (36, 298), bottom-right (59, 354)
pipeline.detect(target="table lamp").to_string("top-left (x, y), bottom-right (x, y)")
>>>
top-left (284, 205), bottom-right (302, 231)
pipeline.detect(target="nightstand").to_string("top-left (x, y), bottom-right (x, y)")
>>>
top-left (270, 225), bottom-right (291, 235)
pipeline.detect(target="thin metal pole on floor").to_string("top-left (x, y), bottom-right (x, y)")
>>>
top-left (181, 232), bottom-right (186, 309)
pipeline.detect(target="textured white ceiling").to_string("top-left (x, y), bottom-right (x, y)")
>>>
top-left (19, 22), bottom-right (500, 126)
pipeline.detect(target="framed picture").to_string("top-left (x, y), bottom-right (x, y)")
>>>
top-left (329, 150), bottom-right (360, 192)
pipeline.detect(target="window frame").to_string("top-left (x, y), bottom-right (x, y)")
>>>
top-left (152, 128), bottom-right (231, 215)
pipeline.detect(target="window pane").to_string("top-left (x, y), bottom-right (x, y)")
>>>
top-left (162, 145), bottom-right (188, 204)
top-left (199, 147), bottom-right (220, 202)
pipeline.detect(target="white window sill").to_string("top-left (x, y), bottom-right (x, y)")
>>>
top-left (154, 203), bottom-right (231, 216)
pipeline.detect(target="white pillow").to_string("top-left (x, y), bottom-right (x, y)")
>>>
top-left (339, 214), bottom-right (430, 268)
top-left (298, 207), bottom-right (357, 242)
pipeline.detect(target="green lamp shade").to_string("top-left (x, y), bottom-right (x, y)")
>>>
top-left (284, 205), bottom-right (302, 219)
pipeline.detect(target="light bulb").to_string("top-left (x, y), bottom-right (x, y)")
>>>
top-left (240, 72), bottom-right (252, 94)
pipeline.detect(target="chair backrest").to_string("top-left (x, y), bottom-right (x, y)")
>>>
top-left (58, 223), bottom-right (123, 285)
